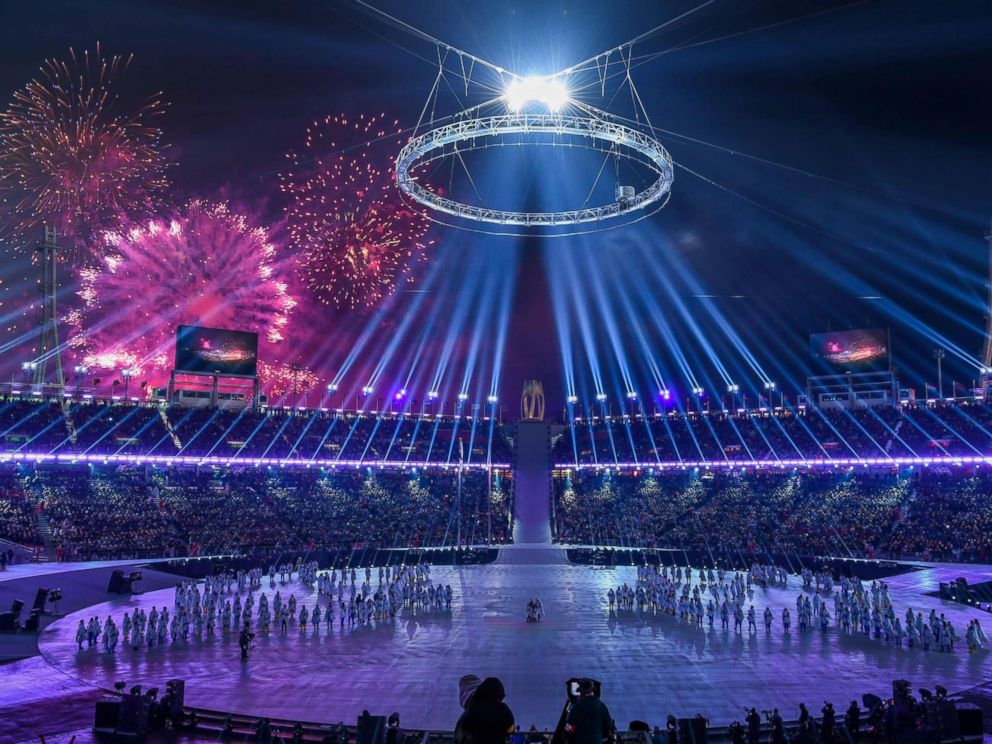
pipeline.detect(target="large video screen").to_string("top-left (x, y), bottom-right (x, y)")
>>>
top-left (175, 325), bottom-right (258, 376)
top-left (810, 328), bottom-right (889, 373)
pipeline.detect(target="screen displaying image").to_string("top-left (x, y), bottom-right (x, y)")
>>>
top-left (810, 328), bottom-right (889, 373)
top-left (175, 325), bottom-right (258, 376)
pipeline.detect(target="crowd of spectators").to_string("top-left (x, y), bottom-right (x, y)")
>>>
top-left (553, 401), bottom-right (992, 464)
top-left (0, 470), bottom-right (41, 546)
top-left (0, 396), bottom-right (513, 465)
top-left (553, 467), bottom-right (992, 562)
top-left (4, 464), bottom-right (511, 560)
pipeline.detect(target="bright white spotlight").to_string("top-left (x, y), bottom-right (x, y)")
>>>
top-left (361, 385), bottom-right (374, 395)
top-left (427, 390), bottom-right (439, 400)
top-left (487, 395), bottom-right (499, 404)
top-left (595, 393), bottom-right (608, 402)
top-left (457, 392), bottom-right (469, 401)
top-left (566, 395), bottom-right (579, 405)
top-left (504, 76), bottom-right (570, 112)
top-left (626, 391), bottom-right (638, 400)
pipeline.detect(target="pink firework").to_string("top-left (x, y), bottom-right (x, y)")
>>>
top-left (0, 44), bottom-right (169, 264)
top-left (258, 361), bottom-right (319, 398)
top-left (280, 112), bottom-right (433, 310)
top-left (68, 200), bottom-right (296, 382)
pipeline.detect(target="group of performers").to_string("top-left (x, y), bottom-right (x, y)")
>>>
top-left (74, 559), bottom-right (456, 658)
top-left (606, 561), bottom-right (989, 656)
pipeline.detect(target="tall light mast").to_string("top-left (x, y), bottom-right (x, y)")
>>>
top-left (982, 220), bottom-right (992, 397)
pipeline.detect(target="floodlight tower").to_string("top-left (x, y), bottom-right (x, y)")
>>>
top-left (33, 226), bottom-right (64, 389)
top-left (982, 219), bottom-right (992, 397)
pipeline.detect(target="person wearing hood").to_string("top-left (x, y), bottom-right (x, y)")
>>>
top-left (456, 675), bottom-right (515, 744)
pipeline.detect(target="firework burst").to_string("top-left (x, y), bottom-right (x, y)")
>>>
top-left (280, 112), bottom-right (433, 310)
top-left (258, 360), bottom-right (319, 398)
top-left (0, 44), bottom-right (169, 263)
top-left (68, 200), bottom-right (296, 381)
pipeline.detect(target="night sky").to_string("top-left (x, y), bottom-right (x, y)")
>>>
top-left (1, 0), bottom-right (991, 412)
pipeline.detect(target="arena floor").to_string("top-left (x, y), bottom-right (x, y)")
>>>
top-left (32, 548), bottom-right (992, 731)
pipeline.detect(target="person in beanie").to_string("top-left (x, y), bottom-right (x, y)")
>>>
top-left (456, 676), bottom-right (515, 744)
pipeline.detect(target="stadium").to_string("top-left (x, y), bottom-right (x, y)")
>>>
top-left (1, 2), bottom-right (991, 743)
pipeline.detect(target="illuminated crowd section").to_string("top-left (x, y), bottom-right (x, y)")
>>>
top-left (0, 398), bottom-right (512, 469)
top-left (553, 401), bottom-right (992, 469)
top-left (0, 466), bottom-right (511, 561)
top-left (552, 467), bottom-right (992, 563)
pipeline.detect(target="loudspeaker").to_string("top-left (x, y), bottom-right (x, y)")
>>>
top-left (676, 717), bottom-right (708, 743)
top-left (10, 599), bottom-right (24, 616)
top-left (107, 570), bottom-right (124, 594)
top-left (32, 588), bottom-right (48, 613)
top-left (23, 609), bottom-right (41, 632)
top-left (165, 679), bottom-right (185, 717)
top-left (94, 698), bottom-right (120, 732)
top-left (931, 700), bottom-right (959, 738)
top-left (892, 679), bottom-right (912, 700)
top-left (118, 693), bottom-right (150, 735)
top-left (957, 703), bottom-right (984, 737)
top-left (0, 611), bottom-right (18, 632)
top-left (356, 713), bottom-right (386, 744)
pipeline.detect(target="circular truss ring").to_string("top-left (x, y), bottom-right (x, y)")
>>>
top-left (395, 112), bottom-right (674, 228)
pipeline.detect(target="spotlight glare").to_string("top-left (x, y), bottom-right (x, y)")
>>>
top-left (566, 395), bottom-right (579, 404)
top-left (427, 390), bottom-right (439, 400)
top-left (626, 391), bottom-right (638, 400)
top-left (361, 385), bottom-right (374, 395)
top-left (457, 392), bottom-right (469, 401)
top-left (595, 393), bottom-right (608, 402)
top-left (487, 395), bottom-right (499, 404)
top-left (504, 76), bottom-right (570, 112)
top-left (327, 383), bottom-right (339, 392)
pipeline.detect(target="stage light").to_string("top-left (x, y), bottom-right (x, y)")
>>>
top-left (503, 75), bottom-right (570, 112)
top-left (21, 361), bottom-right (36, 371)
top-left (487, 395), bottom-right (498, 404)
top-left (427, 390), bottom-right (439, 400)
top-left (566, 395), bottom-right (579, 404)
top-left (727, 384), bottom-right (739, 393)
top-left (595, 393), bottom-right (607, 402)
top-left (74, 365), bottom-right (88, 374)
top-left (692, 386), bottom-right (704, 396)
top-left (660, 389), bottom-right (671, 400)
top-left (394, 391), bottom-right (405, 400)
top-left (327, 383), bottom-right (338, 392)
top-left (361, 385), bottom-right (374, 395)
top-left (626, 391), bottom-right (638, 400)
top-left (764, 381), bottom-right (777, 390)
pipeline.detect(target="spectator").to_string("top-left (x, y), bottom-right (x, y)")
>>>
top-left (456, 676), bottom-right (515, 744)
top-left (565, 679), bottom-right (612, 744)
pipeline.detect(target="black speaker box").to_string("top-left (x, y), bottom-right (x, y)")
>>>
top-left (32, 588), bottom-right (48, 612)
top-left (356, 713), bottom-right (386, 744)
top-left (94, 698), bottom-right (120, 732)
top-left (165, 679), bottom-right (185, 716)
top-left (932, 699), bottom-right (960, 738)
top-left (0, 611), bottom-right (18, 632)
top-left (107, 570), bottom-right (124, 594)
top-left (676, 717), bottom-right (708, 744)
top-left (10, 599), bottom-right (24, 616)
top-left (957, 703), bottom-right (984, 737)
top-left (118, 693), bottom-right (150, 735)
top-left (23, 610), bottom-right (41, 632)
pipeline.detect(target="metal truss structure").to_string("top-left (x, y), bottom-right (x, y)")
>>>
top-left (395, 111), bottom-right (674, 229)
